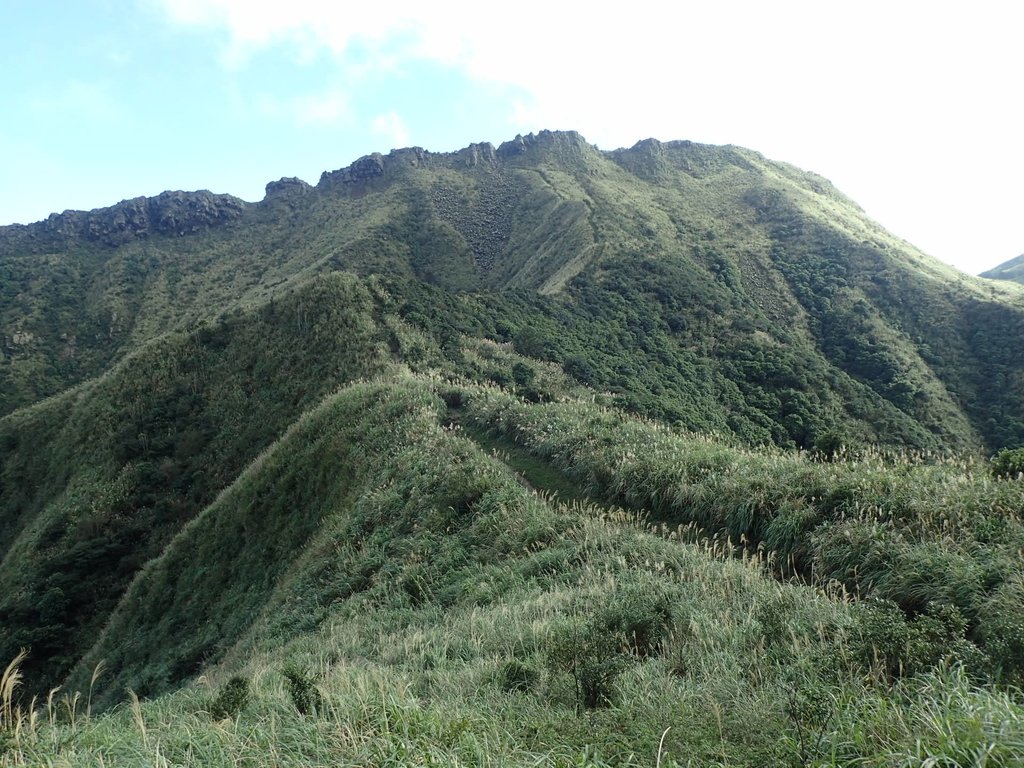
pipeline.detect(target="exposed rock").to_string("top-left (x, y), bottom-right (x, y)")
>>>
top-left (11, 331), bottom-right (33, 346)
top-left (430, 172), bottom-right (523, 270)
top-left (609, 138), bottom-right (716, 181)
top-left (265, 177), bottom-right (313, 198)
top-left (318, 133), bottom-right (594, 192)
top-left (496, 130), bottom-right (591, 160)
top-left (318, 153), bottom-right (387, 188)
top-left (151, 191), bottom-right (246, 237)
top-left (497, 134), bottom-right (529, 157)
top-left (387, 147), bottom-right (430, 168)
top-left (454, 142), bottom-right (497, 167)
top-left (28, 191), bottom-right (248, 247)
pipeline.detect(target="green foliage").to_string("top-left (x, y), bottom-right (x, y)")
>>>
top-left (282, 665), bottom-right (323, 717)
top-left (3, 134), bottom-right (1024, 764)
top-left (851, 600), bottom-right (986, 682)
top-left (982, 252), bottom-right (1024, 284)
top-left (546, 616), bottom-right (625, 712)
top-left (976, 576), bottom-right (1024, 682)
top-left (783, 671), bottom-right (837, 767)
top-left (545, 585), bottom-right (673, 713)
top-left (0, 274), bottom-right (394, 697)
top-left (8, 134), bottom-right (1024, 454)
top-left (498, 660), bottom-right (537, 693)
top-left (208, 675), bottom-right (250, 720)
top-left (511, 361), bottom-right (535, 388)
top-left (992, 447), bottom-right (1024, 479)
top-left (827, 665), bottom-right (1024, 766)
top-left (465, 390), bottom-right (1024, 678)
top-left (594, 582), bottom-right (673, 658)
top-left (810, 428), bottom-right (851, 462)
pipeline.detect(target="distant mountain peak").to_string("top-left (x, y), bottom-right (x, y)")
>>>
top-left (980, 253), bottom-right (1024, 283)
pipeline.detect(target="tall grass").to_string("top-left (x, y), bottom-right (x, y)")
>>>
top-left (2, 375), bottom-right (1023, 765)
top-left (461, 387), bottom-right (1024, 680)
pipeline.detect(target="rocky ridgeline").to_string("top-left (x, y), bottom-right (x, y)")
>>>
top-left (316, 130), bottom-right (596, 190)
top-left (494, 129), bottom-right (594, 160)
top-left (0, 190), bottom-right (247, 252)
top-left (0, 131), bottom-right (704, 257)
top-left (315, 132), bottom-right (599, 268)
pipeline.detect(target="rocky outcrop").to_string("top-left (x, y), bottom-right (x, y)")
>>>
top-left (496, 130), bottom-right (592, 160)
top-left (0, 131), bottom-right (650, 257)
top-left (453, 142), bottom-right (498, 167)
top-left (317, 132), bottom-right (596, 190)
top-left (264, 177), bottom-right (313, 199)
top-left (317, 152), bottom-right (388, 188)
top-left (0, 191), bottom-right (248, 251)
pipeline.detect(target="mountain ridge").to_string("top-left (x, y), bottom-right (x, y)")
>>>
top-left (2, 130), bottom-right (1022, 451)
top-left (3, 130), bottom-right (1024, 765)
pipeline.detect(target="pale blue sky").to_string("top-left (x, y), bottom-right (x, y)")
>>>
top-left (2, 0), bottom-right (1021, 275)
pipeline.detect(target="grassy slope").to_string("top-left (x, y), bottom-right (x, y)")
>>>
top-left (462, 390), bottom-right (1024, 678)
top-left (5, 372), bottom-right (1024, 766)
top-left (2, 263), bottom-right (1024, 717)
top-left (0, 183), bottom-right (416, 415)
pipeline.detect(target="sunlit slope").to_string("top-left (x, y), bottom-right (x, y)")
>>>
top-left (64, 368), bottom-right (1024, 711)
top-left (0, 283), bottom-right (1022, 764)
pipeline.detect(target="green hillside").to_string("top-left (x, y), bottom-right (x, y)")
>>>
top-left (2, 132), bottom-right (1024, 766)
top-left (4, 363), bottom-right (1024, 765)
top-left (982, 253), bottom-right (1024, 284)
top-left (3, 131), bottom-right (1024, 451)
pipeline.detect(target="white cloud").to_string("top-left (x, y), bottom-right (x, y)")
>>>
top-left (155, 0), bottom-right (426, 68)
top-left (149, 1), bottom-right (1021, 150)
top-left (371, 110), bottom-right (410, 147)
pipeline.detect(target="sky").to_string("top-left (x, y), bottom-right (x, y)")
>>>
top-left (1, 0), bottom-right (1021, 275)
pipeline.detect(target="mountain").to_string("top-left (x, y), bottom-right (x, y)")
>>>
top-left (3, 131), bottom-right (1023, 453)
top-left (2, 131), bottom-right (1024, 765)
top-left (982, 252), bottom-right (1024, 283)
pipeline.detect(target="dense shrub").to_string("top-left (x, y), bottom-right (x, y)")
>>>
top-left (991, 447), bottom-right (1024, 479)
top-left (546, 616), bottom-right (624, 712)
top-left (282, 665), bottom-right (323, 716)
top-left (595, 583), bottom-right (673, 658)
top-left (208, 675), bottom-right (250, 720)
top-left (851, 600), bottom-right (986, 682)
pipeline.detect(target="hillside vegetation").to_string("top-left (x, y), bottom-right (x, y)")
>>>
top-left (2, 132), bottom-right (1024, 766)
top-left (3, 132), bottom-right (1024, 450)
top-left (983, 253), bottom-right (1024, 284)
